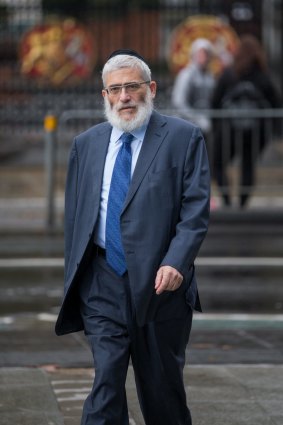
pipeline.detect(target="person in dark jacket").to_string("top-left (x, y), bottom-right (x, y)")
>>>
top-left (211, 34), bottom-right (281, 207)
top-left (55, 49), bottom-right (210, 425)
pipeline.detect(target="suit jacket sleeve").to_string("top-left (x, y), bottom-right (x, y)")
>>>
top-left (160, 126), bottom-right (210, 276)
top-left (64, 139), bottom-right (79, 281)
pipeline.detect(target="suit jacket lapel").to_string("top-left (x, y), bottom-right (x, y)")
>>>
top-left (90, 124), bottom-right (111, 211)
top-left (122, 111), bottom-right (168, 212)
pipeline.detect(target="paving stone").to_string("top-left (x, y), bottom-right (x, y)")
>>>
top-left (0, 367), bottom-right (63, 425)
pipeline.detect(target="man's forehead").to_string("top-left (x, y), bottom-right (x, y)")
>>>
top-left (105, 68), bottom-right (142, 84)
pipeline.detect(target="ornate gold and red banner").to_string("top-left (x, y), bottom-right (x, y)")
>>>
top-left (168, 15), bottom-right (240, 76)
top-left (20, 19), bottom-right (96, 86)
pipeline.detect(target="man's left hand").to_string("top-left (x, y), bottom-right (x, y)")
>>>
top-left (155, 265), bottom-right (183, 295)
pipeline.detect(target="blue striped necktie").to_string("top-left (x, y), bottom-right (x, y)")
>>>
top-left (105, 133), bottom-right (134, 275)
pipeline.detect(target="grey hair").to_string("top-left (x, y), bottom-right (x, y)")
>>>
top-left (102, 55), bottom-right (151, 86)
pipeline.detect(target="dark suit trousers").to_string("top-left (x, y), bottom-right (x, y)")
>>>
top-left (79, 252), bottom-right (193, 425)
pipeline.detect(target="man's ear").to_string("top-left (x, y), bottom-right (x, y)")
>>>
top-left (150, 81), bottom-right (157, 98)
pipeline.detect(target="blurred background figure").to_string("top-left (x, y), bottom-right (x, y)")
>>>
top-left (211, 34), bottom-right (282, 208)
top-left (171, 38), bottom-right (216, 137)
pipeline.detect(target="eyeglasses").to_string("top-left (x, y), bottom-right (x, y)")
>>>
top-left (104, 81), bottom-right (150, 96)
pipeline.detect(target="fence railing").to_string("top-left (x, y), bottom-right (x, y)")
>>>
top-left (206, 108), bottom-right (283, 208)
top-left (57, 107), bottom-right (283, 193)
top-left (42, 107), bottom-right (283, 228)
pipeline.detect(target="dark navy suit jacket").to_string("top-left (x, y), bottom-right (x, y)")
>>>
top-left (55, 110), bottom-right (210, 335)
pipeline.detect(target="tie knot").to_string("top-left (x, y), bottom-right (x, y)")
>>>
top-left (121, 133), bottom-right (134, 145)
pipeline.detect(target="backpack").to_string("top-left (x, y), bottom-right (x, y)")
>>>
top-left (221, 81), bottom-right (270, 130)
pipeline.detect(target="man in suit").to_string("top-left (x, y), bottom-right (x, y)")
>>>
top-left (55, 49), bottom-right (210, 425)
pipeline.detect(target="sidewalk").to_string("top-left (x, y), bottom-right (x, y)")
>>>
top-left (0, 367), bottom-right (63, 425)
top-left (51, 364), bottom-right (283, 425)
top-left (1, 312), bottom-right (283, 424)
top-left (1, 364), bottom-right (283, 425)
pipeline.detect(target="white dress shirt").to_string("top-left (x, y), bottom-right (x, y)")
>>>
top-left (94, 122), bottom-right (148, 248)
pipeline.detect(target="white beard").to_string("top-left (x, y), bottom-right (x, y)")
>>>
top-left (104, 89), bottom-right (153, 132)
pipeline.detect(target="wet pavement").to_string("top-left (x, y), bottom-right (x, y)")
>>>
top-left (2, 363), bottom-right (283, 425)
top-left (0, 367), bottom-right (63, 425)
top-left (1, 310), bottom-right (283, 424)
top-left (49, 364), bottom-right (283, 425)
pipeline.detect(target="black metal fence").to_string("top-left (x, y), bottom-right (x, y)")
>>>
top-left (53, 107), bottom-right (283, 210)
top-left (1, 0), bottom-right (282, 147)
